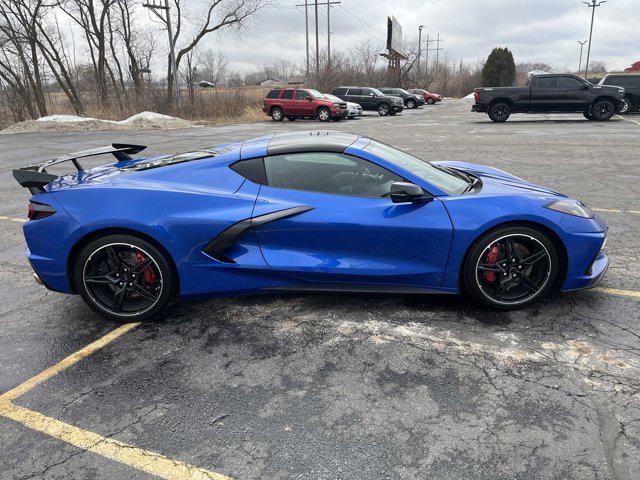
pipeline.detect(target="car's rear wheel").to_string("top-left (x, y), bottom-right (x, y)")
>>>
top-left (74, 235), bottom-right (175, 322)
top-left (317, 107), bottom-right (331, 122)
top-left (388, 110), bottom-right (397, 116)
top-left (488, 102), bottom-right (511, 122)
top-left (271, 107), bottom-right (284, 121)
top-left (406, 99), bottom-right (416, 109)
top-left (427, 98), bottom-right (435, 105)
top-left (591, 100), bottom-right (615, 121)
top-left (377, 103), bottom-right (390, 116)
top-left (463, 226), bottom-right (559, 310)
top-left (287, 115), bottom-right (296, 121)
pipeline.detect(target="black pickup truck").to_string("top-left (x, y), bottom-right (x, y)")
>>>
top-left (472, 74), bottom-right (625, 122)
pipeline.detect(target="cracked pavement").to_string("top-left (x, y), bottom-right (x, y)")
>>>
top-left (0, 102), bottom-right (639, 479)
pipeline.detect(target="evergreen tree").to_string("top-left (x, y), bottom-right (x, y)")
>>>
top-left (481, 47), bottom-right (516, 87)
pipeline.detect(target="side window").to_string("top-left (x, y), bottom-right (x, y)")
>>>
top-left (560, 77), bottom-right (584, 90)
top-left (266, 89), bottom-right (281, 99)
top-left (535, 76), bottom-right (558, 89)
top-left (347, 88), bottom-right (363, 96)
top-left (229, 158), bottom-right (267, 184)
top-left (361, 88), bottom-right (374, 96)
top-left (264, 152), bottom-right (403, 198)
top-left (281, 89), bottom-right (294, 100)
top-left (333, 88), bottom-right (347, 95)
top-left (296, 90), bottom-right (310, 100)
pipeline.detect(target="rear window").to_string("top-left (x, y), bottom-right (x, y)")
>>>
top-left (266, 89), bottom-right (281, 99)
top-left (333, 87), bottom-right (348, 95)
top-left (534, 76), bottom-right (558, 89)
top-left (347, 88), bottom-right (363, 95)
top-left (602, 75), bottom-right (640, 87)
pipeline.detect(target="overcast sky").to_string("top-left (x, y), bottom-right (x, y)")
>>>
top-left (190, 0), bottom-right (638, 74)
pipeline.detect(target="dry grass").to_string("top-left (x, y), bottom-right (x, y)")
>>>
top-left (0, 86), bottom-right (271, 129)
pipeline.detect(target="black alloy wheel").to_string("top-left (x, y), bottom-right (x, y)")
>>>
top-left (464, 227), bottom-right (558, 309)
top-left (488, 102), bottom-right (511, 122)
top-left (75, 235), bottom-right (175, 322)
top-left (591, 100), bottom-right (615, 121)
top-left (287, 116), bottom-right (297, 121)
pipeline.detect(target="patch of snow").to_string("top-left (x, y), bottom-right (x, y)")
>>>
top-left (462, 92), bottom-right (475, 100)
top-left (119, 111), bottom-right (176, 124)
top-left (37, 114), bottom-right (108, 123)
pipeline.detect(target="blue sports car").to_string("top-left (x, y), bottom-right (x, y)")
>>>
top-left (13, 131), bottom-right (608, 321)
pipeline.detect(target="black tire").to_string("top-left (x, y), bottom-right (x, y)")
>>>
top-left (583, 111), bottom-right (594, 120)
top-left (388, 110), bottom-right (397, 116)
top-left (333, 116), bottom-right (343, 122)
top-left (617, 97), bottom-right (630, 114)
top-left (317, 107), bottom-right (331, 122)
top-left (271, 107), bottom-right (284, 121)
top-left (377, 103), bottom-right (390, 116)
top-left (74, 234), bottom-right (175, 322)
top-left (463, 226), bottom-right (559, 310)
top-left (488, 102), bottom-right (511, 122)
top-left (591, 99), bottom-right (615, 121)
top-left (406, 99), bottom-right (416, 109)
top-left (426, 98), bottom-right (435, 105)
top-left (287, 115), bottom-right (296, 121)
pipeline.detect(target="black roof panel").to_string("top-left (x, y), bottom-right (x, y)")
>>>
top-left (266, 131), bottom-right (359, 156)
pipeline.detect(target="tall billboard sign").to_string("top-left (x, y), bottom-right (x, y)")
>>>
top-left (386, 16), bottom-right (403, 56)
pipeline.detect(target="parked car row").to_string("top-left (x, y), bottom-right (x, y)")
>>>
top-left (263, 85), bottom-right (442, 122)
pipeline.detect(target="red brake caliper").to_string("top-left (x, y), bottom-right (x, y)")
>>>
top-left (135, 252), bottom-right (156, 285)
top-left (484, 244), bottom-right (500, 283)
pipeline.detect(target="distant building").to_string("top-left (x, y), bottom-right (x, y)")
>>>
top-left (258, 78), bottom-right (282, 86)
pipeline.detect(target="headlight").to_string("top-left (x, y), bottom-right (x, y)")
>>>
top-left (544, 199), bottom-right (594, 218)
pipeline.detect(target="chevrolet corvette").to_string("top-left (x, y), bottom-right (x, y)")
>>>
top-left (13, 132), bottom-right (608, 321)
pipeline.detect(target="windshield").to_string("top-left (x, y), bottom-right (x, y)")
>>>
top-left (307, 89), bottom-right (325, 98)
top-left (370, 88), bottom-right (384, 96)
top-left (364, 140), bottom-right (470, 194)
top-left (399, 89), bottom-right (412, 95)
top-left (324, 94), bottom-right (340, 101)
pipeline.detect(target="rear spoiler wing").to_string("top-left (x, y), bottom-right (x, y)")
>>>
top-left (13, 143), bottom-right (146, 194)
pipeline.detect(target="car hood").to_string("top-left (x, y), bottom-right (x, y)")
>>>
top-left (433, 161), bottom-right (566, 197)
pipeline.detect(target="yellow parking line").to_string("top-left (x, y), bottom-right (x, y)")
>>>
top-left (595, 287), bottom-right (640, 299)
top-left (0, 215), bottom-right (26, 223)
top-left (0, 322), bottom-right (233, 479)
top-left (0, 322), bottom-right (139, 402)
top-left (592, 208), bottom-right (622, 213)
top-left (0, 402), bottom-right (231, 480)
top-left (617, 114), bottom-right (640, 127)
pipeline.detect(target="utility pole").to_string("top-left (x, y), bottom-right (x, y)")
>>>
top-left (327, 3), bottom-right (331, 68)
top-left (577, 40), bottom-right (587, 76)
top-left (305, 0), bottom-right (309, 78)
top-left (143, 0), bottom-right (179, 104)
top-left (582, 0), bottom-right (606, 79)
top-left (296, 1), bottom-right (340, 76)
top-left (434, 34), bottom-right (443, 70)
top-left (417, 25), bottom-right (425, 82)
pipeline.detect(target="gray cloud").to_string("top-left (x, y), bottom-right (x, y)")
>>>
top-left (195, 0), bottom-right (638, 73)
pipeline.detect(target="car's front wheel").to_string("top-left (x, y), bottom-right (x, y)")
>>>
top-left (377, 103), bottom-right (390, 116)
top-left (406, 99), bottom-right (416, 109)
top-left (463, 226), bottom-right (559, 310)
top-left (74, 234), bottom-right (175, 322)
top-left (591, 100), bottom-right (615, 121)
top-left (317, 107), bottom-right (331, 122)
top-left (617, 97), bottom-right (630, 114)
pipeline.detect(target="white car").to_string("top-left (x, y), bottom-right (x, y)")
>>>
top-left (324, 94), bottom-right (362, 118)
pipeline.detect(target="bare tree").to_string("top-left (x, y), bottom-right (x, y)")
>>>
top-left (150, 0), bottom-right (269, 100)
top-left (199, 49), bottom-right (228, 86)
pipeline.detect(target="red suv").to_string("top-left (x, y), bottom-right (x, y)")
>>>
top-left (263, 88), bottom-right (347, 122)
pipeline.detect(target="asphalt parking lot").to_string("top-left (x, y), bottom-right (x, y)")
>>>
top-left (1, 101), bottom-right (639, 480)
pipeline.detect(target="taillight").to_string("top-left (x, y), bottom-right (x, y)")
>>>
top-left (28, 202), bottom-right (56, 220)
top-left (474, 89), bottom-right (480, 102)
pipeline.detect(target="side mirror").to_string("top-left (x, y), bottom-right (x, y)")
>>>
top-left (580, 84), bottom-right (589, 90)
top-left (370, 92), bottom-right (375, 96)
top-left (307, 97), bottom-right (313, 101)
top-left (390, 182), bottom-right (432, 204)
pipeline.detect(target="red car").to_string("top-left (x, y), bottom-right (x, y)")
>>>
top-left (263, 88), bottom-right (347, 122)
top-left (409, 89), bottom-right (442, 104)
